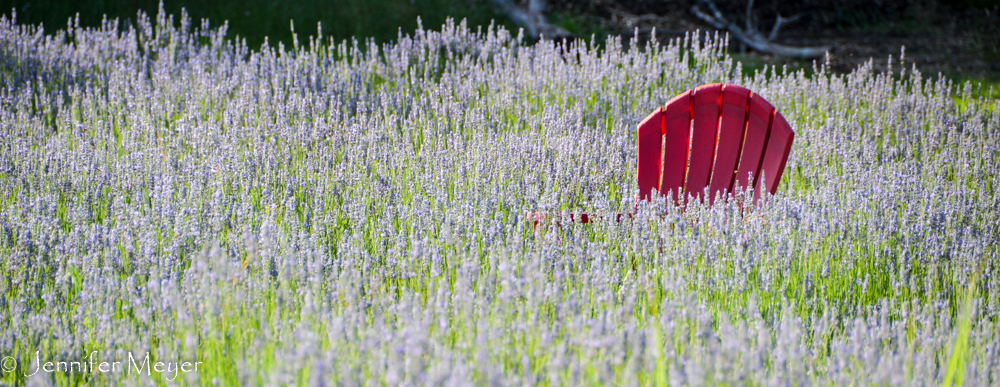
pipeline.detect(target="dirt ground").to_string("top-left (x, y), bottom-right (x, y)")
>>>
top-left (553, 0), bottom-right (1000, 87)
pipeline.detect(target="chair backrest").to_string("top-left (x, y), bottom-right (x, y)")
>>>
top-left (637, 83), bottom-right (794, 205)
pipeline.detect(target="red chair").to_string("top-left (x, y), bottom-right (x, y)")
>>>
top-left (530, 83), bottom-right (794, 226)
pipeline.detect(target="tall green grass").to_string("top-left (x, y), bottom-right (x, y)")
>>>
top-left (0, 7), bottom-right (998, 386)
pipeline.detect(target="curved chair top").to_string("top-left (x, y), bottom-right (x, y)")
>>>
top-left (637, 83), bottom-right (794, 204)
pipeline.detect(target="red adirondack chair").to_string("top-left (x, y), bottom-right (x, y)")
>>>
top-left (530, 83), bottom-right (794, 226)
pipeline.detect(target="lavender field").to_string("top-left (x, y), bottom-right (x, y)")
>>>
top-left (1, 8), bottom-right (998, 386)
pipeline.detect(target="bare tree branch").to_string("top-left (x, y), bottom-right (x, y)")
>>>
top-left (768, 14), bottom-right (802, 42)
top-left (691, 5), bottom-right (727, 30)
top-left (528, 0), bottom-right (545, 14)
top-left (691, 0), bottom-right (830, 60)
top-left (492, 0), bottom-right (572, 40)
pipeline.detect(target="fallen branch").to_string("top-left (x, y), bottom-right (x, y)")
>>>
top-left (692, 0), bottom-right (830, 60)
top-left (492, 0), bottom-right (572, 40)
top-left (768, 14), bottom-right (802, 42)
top-left (618, 28), bottom-right (687, 39)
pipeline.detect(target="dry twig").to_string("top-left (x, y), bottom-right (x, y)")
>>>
top-left (691, 0), bottom-right (830, 59)
top-left (492, 0), bottom-right (572, 39)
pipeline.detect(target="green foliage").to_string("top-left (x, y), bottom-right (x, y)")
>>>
top-left (0, 0), bottom-right (499, 48)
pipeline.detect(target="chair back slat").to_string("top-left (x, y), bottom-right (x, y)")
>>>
top-left (708, 84), bottom-right (751, 204)
top-left (660, 90), bottom-right (692, 204)
top-left (734, 93), bottom-right (774, 195)
top-left (636, 107), bottom-right (664, 201)
top-left (756, 111), bottom-right (795, 199)
top-left (686, 84), bottom-right (723, 202)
